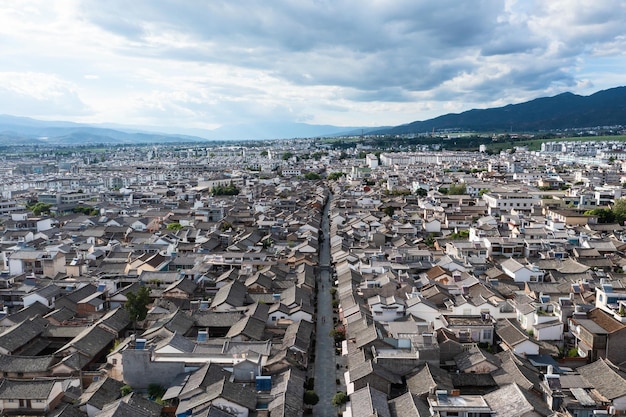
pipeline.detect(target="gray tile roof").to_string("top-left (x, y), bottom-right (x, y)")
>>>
top-left (4, 301), bottom-right (51, 324)
top-left (78, 377), bottom-right (124, 409)
top-left (578, 358), bottom-right (626, 400)
top-left (95, 307), bottom-right (130, 333)
top-left (492, 351), bottom-right (542, 391)
top-left (281, 319), bottom-right (314, 352)
top-left (350, 385), bottom-right (390, 417)
top-left (496, 319), bottom-right (533, 347)
top-left (349, 359), bottom-right (402, 385)
top-left (190, 405), bottom-right (237, 417)
top-left (44, 306), bottom-right (76, 323)
top-left (0, 378), bottom-right (55, 399)
top-left (454, 345), bottom-right (500, 372)
top-left (0, 317), bottom-right (46, 353)
top-left (225, 315), bottom-right (267, 341)
top-left (56, 324), bottom-right (116, 357)
top-left (119, 392), bottom-right (163, 417)
top-left (483, 383), bottom-right (534, 417)
top-left (193, 311), bottom-right (242, 327)
top-left (95, 401), bottom-right (150, 417)
top-left (155, 331), bottom-right (195, 353)
top-left (143, 309), bottom-right (194, 337)
top-left (32, 283), bottom-right (64, 300)
top-left (210, 280), bottom-right (248, 309)
top-left (388, 392), bottom-right (431, 417)
top-left (406, 363), bottom-right (453, 397)
top-left (47, 403), bottom-right (88, 417)
top-left (0, 353), bottom-right (55, 373)
top-left (180, 363), bottom-right (230, 398)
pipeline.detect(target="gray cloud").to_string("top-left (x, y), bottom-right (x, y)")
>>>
top-left (3, 1), bottom-right (625, 128)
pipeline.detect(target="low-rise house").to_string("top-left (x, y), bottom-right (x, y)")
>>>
top-left (368, 295), bottom-right (406, 322)
top-left (0, 354), bottom-right (56, 379)
top-left (441, 315), bottom-right (495, 344)
top-left (495, 319), bottom-right (540, 356)
top-left (454, 345), bottom-right (500, 374)
top-left (346, 359), bottom-right (402, 396)
top-left (0, 378), bottom-right (76, 416)
top-left (427, 389), bottom-right (493, 417)
top-left (78, 377), bottom-right (124, 417)
top-left (22, 283), bottom-right (63, 308)
top-left (577, 358), bottom-right (626, 412)
top-left (483, 382), bottom-right (552, 417)
top-left (500, 258), bottom-right (544, 283)
top-left (0, 317), bottom-right (47, 355)
top-left (569, 308), bottom-right (626, 363)
top-left (8, 250), bottom-right (65, 278)
top-left (346, 385), bottom-right (390, 417)
top-left (175, 376), bottom-right (257, 417)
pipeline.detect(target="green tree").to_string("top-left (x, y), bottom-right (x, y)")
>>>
top-left (447, 183), bottom-right (467, 195)
top-left (415, 188), bottom-right (428, 197)
top-left (584, 208), bottom-right (615, 224)
top-left (329, 326), bottom-right (346, 343)
top-left (332, 392), bottom-right (348, 407)
top-left (327, 172), bottom-right (345, 181)
top-left (382, 206), bottom-right (395, 217)
top-left (448, 230), bottom-right (470, 239)
top-left (211, 181), bottom-right (240, 196)
top-left (148, 383), bottom-right (166, 400)
top-left (303, 390), bottom-right (320, 407)
top-left (167, 222), bottom-right (183, 231)
top-left (613, 199), bottom-right (626, 224)
top-left (125, 286), bottom-right (151, 322)
top-left (282, 152), bottom-right (294, 160)
top-left (28, 202), bottom-right (52, 216)
top-left (304, 172), bottom-right (322, 180)
top-left (120, 385), bottom-right (133, 396)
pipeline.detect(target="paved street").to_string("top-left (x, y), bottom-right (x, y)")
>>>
top-left (313, 193), bottom-right (337, 417)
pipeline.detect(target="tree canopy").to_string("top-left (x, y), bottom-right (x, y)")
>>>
top-left (167, 222), bottom-right (184, 231)
top-left (125, 286), bottom-right (151, 321)
top-left (447, 183), bottom-right (467, 195)
top-left (327, 172), bottom-right (346, 181)
top-left (585, 199), bottom-right (626, 224)
top-left (304, 172), bottom-right (322, 180)
top-left (211, 182), bottom-right (240, 196)
top-left (28, 202), bottom-right (52, 216)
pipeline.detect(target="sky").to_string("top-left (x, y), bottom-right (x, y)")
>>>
top-left (0, 0), bottom-right (625, 134)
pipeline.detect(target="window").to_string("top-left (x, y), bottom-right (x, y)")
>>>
top-left (374, 311), bottom-right (383, 315)
top-left (482, 329), bottom-right (492, 340)
top-left (112, 359), bottom-right (117, 365)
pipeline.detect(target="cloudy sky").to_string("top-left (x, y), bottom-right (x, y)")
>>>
top-left (1, 0), bottom-right (625, 133)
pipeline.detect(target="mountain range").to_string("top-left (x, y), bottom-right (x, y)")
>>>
top-left (374, 86), bottom-right (626, 135)
top-left (0, 86), bottom-right (624, 144)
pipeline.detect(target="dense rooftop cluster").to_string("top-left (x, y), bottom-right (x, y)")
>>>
top-left (1, 140), bottom-right (626, 416)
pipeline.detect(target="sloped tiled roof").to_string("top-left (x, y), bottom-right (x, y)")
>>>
top-left (0, 353), bottom-right (55, 373)
top-left (578, 358), bottom-right (626, 400)
top-left (0, 379), bottom-right (55, 400)
top-left (350, 384), bottom-right (390, 417)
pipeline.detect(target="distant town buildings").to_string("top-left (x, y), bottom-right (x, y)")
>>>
top-left (1, 138), bottom-right (626, 415)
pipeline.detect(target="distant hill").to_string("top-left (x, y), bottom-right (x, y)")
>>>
top-left (0, 115), bottom-right (369, 143)
top-left (375, 86), bottom-right (626, 135)
top-left (0, 115), bottom-right (208, 145)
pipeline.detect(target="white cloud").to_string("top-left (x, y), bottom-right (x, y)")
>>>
top-left (0, 1), bottom-right (624, 130)
top-left (0, 72), bottom-right (90, 117)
